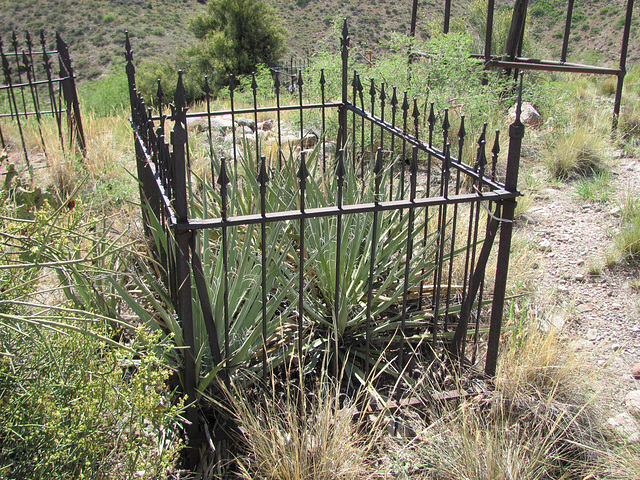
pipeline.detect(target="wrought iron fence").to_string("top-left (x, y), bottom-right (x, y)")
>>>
top-left (0, 31), bottom-right (85, 170)
top-left (126, 21), bottom-right (523, 446)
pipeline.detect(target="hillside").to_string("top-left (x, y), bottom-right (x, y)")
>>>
top-left (0, 0), bottom-right (638, 82)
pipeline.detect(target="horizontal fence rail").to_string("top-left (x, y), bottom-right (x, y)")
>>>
top-left (126, 21), bottom-right (524, 447)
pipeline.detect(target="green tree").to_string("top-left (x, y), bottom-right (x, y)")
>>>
top-left (189, 0), bottom-right (287, 85)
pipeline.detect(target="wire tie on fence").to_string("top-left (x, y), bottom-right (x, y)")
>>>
top-left (481, 201), bottom-right (514, 223)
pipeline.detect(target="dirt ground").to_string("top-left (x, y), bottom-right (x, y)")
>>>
top-left (516, 154), bottom-right (640, 411)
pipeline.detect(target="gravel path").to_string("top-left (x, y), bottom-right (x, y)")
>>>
top-left (518, 157), bottom-right (640, 410)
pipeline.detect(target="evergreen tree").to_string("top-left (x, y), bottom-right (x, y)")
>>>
top-left (189, 0), bottom-right (287, 84)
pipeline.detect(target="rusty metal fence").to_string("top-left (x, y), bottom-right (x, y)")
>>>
top-left (126, 21), bottom-right (523, 445)
top-left (0, 31), bottom-right (85, 170)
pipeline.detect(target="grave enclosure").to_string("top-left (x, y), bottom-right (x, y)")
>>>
top-left (127, 20), bottom-right (524, 447)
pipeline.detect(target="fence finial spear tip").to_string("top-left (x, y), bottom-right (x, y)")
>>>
top-left (492, 130), bottom-right (500, 155)
top-left (374, 147), bottom-right (383, 175)
top-left (257, 155), bottom-right (269, 184)
top-left (341, 18), bottom-right (349, 40)
top-left (458, 115), bottom-right (466, 140)
top-left (218, 158), bottom-right (230, 186)
top-left (442, 108), bottom-right (450, 131)
top-left (336, 148), bottom-right (347, 180)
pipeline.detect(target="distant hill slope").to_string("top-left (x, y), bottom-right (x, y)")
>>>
top-left (0, 0), bottom-right (637, 82)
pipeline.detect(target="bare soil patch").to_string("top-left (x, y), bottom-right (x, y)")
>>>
top-left (519, 156), bottom-right (640, 410)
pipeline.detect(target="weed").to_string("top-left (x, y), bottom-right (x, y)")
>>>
top-left (573, 169), bottom-right (613, 202)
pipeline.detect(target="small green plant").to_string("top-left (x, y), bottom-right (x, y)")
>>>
top-left (573, 169), bottom-right (613, 202)
top-left (614, 196), bottom-right (640, 260)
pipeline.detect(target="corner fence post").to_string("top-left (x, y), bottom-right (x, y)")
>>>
top-left (170, 71), bottom-right (202, 449)
top-left (56, 32), bottom-right (86, 156)
top-left (485, 73), bottom-right (524, 377)
top-left (613, 0), bottom-right (634, 130)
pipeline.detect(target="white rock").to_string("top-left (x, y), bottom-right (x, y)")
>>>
top-left (586, 328), bottom-right (598, 341)
top-left (607, 412), bottom-right (640, 442)
top-left (624, 390), bottom-right (640, 419)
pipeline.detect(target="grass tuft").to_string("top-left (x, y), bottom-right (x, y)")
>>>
top-left (385, 323), bottom-right (624, 480)
top-left (546, 126), bottom-right (608, 179)
top-left (227, 371), bottom-right (381, 480)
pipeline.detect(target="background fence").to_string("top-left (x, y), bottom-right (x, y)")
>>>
top-left (0, 31), bottom-right (85, 173)
top-left (126, 21), bottom-right (524, 446)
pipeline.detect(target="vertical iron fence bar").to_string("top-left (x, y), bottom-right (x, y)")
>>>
top-left (369, 78), bottom-right (376, 171)
top-left (365, 148), bottom-right (383, 377)
top-left (258, 155), bottom-right (270, 384)
top-left (229, 75), bottom-right (238, 187)
top-left (251, 73), bottom-right (260, 169)
top-left (1, 50), bottom-right (30, 174)
top-left (298, 69), bottom-right (304, 154)
top-left (320, 69), bottom-right (326, 173)
top-left (274, 75), bottom-right (283, 170)
top-left (418, 103), bottom-right (435, 311)
top-left (26, 32), bottom-right (41, 114)
top-left (357, 74), bottom-right (365, 178)
top-left (11, 33), bottom-right (27, 119)
top-left (42, 33), bottom-right (63, 146)
top-left (398, 147), bottom-right (418, 388)
top-left (432, 144), bottom-right (451, 346)
top-left (23, 50), bottom-right (47, 159)
top-left (219, 158), bottom-right (231, 388)
top-left (333, 149), bottom-right (345, 380)
top-left (485, 74), bottom-right (524, 377)
top-left (430, 109), bottom-right (449, 312)
top-left (0, 37), bottom-right (15, 119)
top-left (389, 87), bottom-right (398, 201)
top-left (204, 77), bottom-right (215, 190)
top-left (459, 125), bottom-right (485, 359)
top-left (400, 92), bottom-right (409, 202)
top-left (171, 70), bottom-right (200, 445)
top-left (297, 151), bottom-right (309, 375)
top-left (443, 117), bottom-right (466, 331)
top-left (338, 20), bottom-right (349, 153)
top-left (613, 0), bottom-right (634, 129)
top-left (157, 79), bottom-right (165, 138)
top-left (379, 82), bottom-right (386, 154)
top-left (57, 32), bottom-right (85, 155)
top-left (351, 70), bottom-right (357, 168)
top-left (444, 0), bottom-right (451, 33)
top-left (560, 0), bottom-right (575, 63)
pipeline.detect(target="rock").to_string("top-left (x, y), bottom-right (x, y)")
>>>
top-left (574, 273), bottom-right (585, 282)
top-left (607, 412), bottom-right (640, 442)
top-left (187, 117), bottom-right (208, 132)
top-left (632, 363), bottom-right (640, 379)
top-left (537, 239), bottom-right (552, 252)
top-left (609, 206), bottom-right (622, 216)
top-left (509, 102), bottom-right (542, 127)
top-left (578, 304), bottom-right (594, 314)
top-left (210, 116), bottom-right (235, 133)
top-left (260, 119), bottom-right (274, 131)
top-left (586, 328), bottom-right (598, 341)
top-left (624, 390), bottom-right (640, 419)
top-left (236, 117), bottom-right (255, 129)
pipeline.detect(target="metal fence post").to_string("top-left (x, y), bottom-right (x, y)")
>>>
top-left (56, 33), bottom-right (86, 156)
top-left (485, 73), bottom-right (524, 377)
top-left (171, 71), bottom-right (201, 447)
